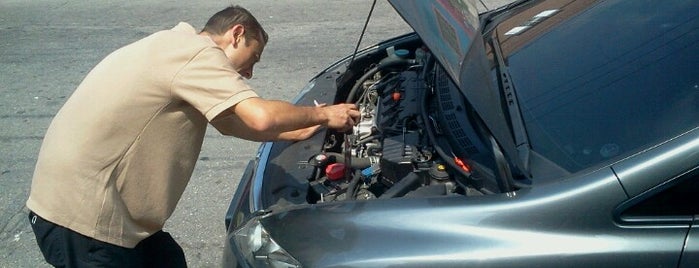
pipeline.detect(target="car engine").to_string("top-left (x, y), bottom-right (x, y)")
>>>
top-left (306, 45), bottom-right (497, 203)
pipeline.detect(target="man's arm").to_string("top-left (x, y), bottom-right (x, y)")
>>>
top-left (213, 97), bottom-right (358, 141)
top-left (276, 124), bottom-right (323, 141)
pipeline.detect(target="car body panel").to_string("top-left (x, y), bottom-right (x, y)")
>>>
top-left (613, 128), bottom-right (699, 198)
top-left (260, 166), bottom-right (685, 267)
top-left (680, 219), bottom-right (699, 268)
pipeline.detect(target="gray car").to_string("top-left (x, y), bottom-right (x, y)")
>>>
top-left (223, 0), bottom-right (699, 267)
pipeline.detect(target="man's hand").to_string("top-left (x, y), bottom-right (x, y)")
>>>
top-left (320, 103), bottom-right (360, 132)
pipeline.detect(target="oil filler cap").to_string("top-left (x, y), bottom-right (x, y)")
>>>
top-left (309, 154), bottom-right (329, 167)
top-left (325, 163), bottom-right (346, 181)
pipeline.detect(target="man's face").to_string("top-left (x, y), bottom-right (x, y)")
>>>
top-left (229, 35), bottom-right (264, 79)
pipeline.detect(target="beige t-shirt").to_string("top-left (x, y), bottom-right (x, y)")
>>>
top-left (26, 22), bottom-right (258, 248)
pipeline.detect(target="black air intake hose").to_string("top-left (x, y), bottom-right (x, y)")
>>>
top-left (346, 58), bottom-right (417, 103)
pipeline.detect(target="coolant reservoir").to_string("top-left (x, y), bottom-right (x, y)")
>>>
top-left (381, 46), bottom-right (410, 65)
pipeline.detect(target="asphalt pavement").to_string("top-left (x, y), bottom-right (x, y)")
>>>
top-left (0, 0), bottom-right (512, 267)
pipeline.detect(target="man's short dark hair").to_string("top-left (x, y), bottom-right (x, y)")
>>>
top-left (202, 5), bottom-right (269, 45)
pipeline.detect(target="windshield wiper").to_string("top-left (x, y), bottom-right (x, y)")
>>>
top-left (491, 33), bottom-right (531, 176)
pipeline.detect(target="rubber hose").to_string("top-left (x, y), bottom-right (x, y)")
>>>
top-left (346, 58), bottom-right (416, 103)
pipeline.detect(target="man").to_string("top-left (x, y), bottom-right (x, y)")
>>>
top-left (26, 5), bottom-right (359, 267)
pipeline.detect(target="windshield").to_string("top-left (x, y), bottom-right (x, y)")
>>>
top-left (493, 0), bottom-right (699, 172)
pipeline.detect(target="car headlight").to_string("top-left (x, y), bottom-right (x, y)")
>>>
top-left (234, 217), bottom-right (302, 268)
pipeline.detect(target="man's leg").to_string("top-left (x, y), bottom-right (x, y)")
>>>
top-left (136, 230), bottom-right (187, 268)
top-left (28, 211), bottom-right (142, 268)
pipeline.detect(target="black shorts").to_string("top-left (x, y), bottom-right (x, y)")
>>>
top-left (28, 211), bottom-right (187, 268)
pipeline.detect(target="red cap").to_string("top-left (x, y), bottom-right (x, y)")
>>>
top-left (325, 163), bottom-right (346, 181)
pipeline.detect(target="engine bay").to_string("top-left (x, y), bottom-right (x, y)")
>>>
top-left (303, 40), bottom-right (504, 204)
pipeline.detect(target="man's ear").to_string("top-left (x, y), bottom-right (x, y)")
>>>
top-left (229, 24), bottom-right (245, 47)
